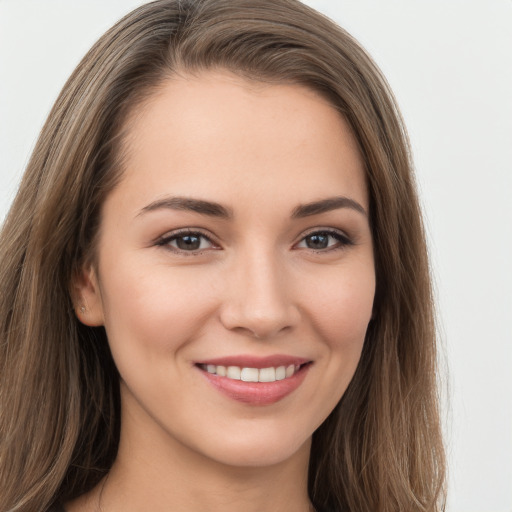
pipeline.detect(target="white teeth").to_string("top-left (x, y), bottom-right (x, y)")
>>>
top-left (226, 366), bottom-right (241, 380)
top-left (286, 365), bottom-right (295, 378)
top-left (202, 363), bottom-right (304, 382)
top-left (258, 367), bottom-right (276, 382)
top-left (275, 366), bottom-right (286, 380)
top-left (241, 367), bottom-right (259, 382)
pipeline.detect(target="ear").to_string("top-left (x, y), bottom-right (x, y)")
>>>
top-left (71, 262), bottom-right (105, 327)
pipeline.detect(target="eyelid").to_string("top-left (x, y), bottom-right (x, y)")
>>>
top-left (294, 227), bottom-right (353, 251)
top-left (156, 228), bottom-right (221, 254)
top-left (154, 226), bottom-right (353, 254)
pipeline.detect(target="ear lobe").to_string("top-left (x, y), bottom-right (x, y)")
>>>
top-left (72, 264), bottom-right (105, 327)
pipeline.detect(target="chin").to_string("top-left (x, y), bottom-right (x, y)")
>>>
top-left (184, 419), bottom-right (313, 469)
top-left (209, 440), bottom-right (310, 469)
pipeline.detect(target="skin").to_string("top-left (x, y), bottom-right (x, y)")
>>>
top-left (70, 71), bottom-right (375, 512)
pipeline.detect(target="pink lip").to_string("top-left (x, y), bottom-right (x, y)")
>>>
top-left (195, 355), bottom-right (312, 406)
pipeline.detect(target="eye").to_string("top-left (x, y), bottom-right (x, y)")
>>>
top-left (157, 230), bottom-right (217, 253)
top-left (296, 230), bottom-right (352, 251)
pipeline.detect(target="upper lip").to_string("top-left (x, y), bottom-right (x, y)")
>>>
top-left (195, 354), bottom-right (311, 369)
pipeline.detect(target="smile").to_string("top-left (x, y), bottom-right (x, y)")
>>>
top-left (196, 356), bottom-right (312, 405)
top-left (199, 364), bottom-right (300, 382)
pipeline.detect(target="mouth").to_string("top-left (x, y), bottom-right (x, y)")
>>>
top-left (195, 356), bottom-right (312, 405)
top-left (197, 362), bottom-right (307, 382)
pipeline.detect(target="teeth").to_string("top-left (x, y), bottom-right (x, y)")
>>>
top-left (275, 366), bottom-right (286, 380)
top-left (226, 366), bottom-right (241, 380)
top-left (202, 364), bottom-right (302, 382)
top-left (258, 367), bottom-right (276, 382)
top-left (241, 367), bottom-right (259, 382)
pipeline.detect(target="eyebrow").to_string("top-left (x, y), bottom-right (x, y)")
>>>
top-left (138, 197), bottom-right (232, 218)
top-left (138, 195), bottom-right (367, 219)
top-left (291, 196), bottom-right (367, 218)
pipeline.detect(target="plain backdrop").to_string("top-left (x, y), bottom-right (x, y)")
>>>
top-left (1, 1), bottom-right (511, 510)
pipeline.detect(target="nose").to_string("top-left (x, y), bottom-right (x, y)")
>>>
top-left (219, 250), bottom-right (300, 339)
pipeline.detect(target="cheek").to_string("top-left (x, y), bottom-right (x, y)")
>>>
top-left (305, 262), bottom-right (375, 351)
top-left (289, 261), bottom-right (375, 430)
top-left (98, 257), bottom-right (219, 359)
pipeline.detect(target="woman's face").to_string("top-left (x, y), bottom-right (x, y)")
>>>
top-left (79, 71), bottom-right (375, 469)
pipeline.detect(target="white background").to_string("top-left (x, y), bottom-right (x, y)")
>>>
top-left (1, 1), bottom-right (511, 510)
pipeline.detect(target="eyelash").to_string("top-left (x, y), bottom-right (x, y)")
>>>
top-left (156, 228), bottom-right (353, 255)
top-left (156, 229), bottom-right (218, 255)
top-left (296, 229), bottom-right (353, 252)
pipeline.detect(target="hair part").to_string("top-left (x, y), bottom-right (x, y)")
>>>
top-left (0, 1), bottom-right (446, 510)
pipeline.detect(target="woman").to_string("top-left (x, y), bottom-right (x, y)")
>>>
top-left (0, 0), bottom-right (446, 511)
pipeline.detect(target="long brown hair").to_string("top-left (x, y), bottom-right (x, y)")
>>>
top-left (0, 1), bottom-right (446, 510)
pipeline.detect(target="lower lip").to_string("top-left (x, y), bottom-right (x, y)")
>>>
top-left (198, 364), bottom-right (311, 406)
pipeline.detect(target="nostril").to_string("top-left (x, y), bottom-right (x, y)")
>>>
top-left (219, 301), bottom-right (300, 340)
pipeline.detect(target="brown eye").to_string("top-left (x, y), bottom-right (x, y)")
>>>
top-left (174, 234), bottom-right (202, 250)
top-left (296, 230), bottom-right (352, 251)
top-left (158, 231), bottom-right (215, 253)
top-left (304, 233), bottom-right (330, 250)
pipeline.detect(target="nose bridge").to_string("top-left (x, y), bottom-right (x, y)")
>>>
top-left (220, 243), bottom-right (299, 338)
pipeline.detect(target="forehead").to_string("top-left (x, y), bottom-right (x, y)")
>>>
top-left (112, 70), bottom-right (367, 215)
